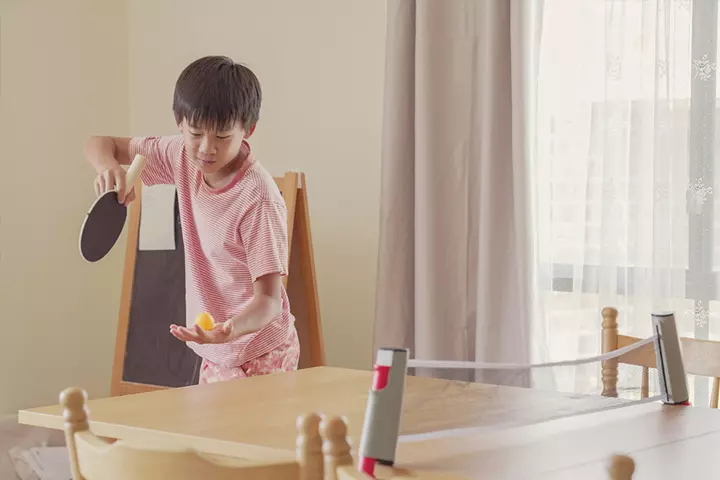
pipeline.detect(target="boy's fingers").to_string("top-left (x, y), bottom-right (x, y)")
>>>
top-left (103, 170), bottom-right (113, 193)
top-left (195, 325), bottom-right (222, 344)
top-left (170, 325), bottom-right (193, 340)
top-left (124, 189), bottom-right (136, 206)
top-left (170, 325), bottom-right (199, 342)
top-left (95, 176), bottom-right (105, 196)
top-left (170, 328), bottom-right (192, 342)
top-left (184, 324), bottom-right (210, 343)
top-left (209, 323), bottom-right (226, 333)
top-left (169, 324), bottom-right (228, 344)
top-left (115, 172), bottom-right (126, 203)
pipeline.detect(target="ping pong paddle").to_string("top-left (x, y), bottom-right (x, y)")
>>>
top-left (79, 154), bottom-right (147, 262)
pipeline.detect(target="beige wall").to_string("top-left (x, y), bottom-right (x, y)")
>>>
top-left (0, 0), bottom-right (129, 414)
top-left (0, 0), bottom-right (385, 414)
top-left (127, 0), bottom-right (386, 371)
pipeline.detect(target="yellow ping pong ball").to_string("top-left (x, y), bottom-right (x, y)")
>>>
top-left (194, 312), bottom-right (215, 331)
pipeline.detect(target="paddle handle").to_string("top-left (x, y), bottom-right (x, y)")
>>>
top-left (125, 154), bottom-right (147, 193)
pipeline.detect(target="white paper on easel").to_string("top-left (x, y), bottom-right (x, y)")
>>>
top-left (138, 184), bottom-right (177, 251)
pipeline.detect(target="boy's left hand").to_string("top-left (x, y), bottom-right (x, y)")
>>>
top-left (169, 320), bottom-right (234, 344)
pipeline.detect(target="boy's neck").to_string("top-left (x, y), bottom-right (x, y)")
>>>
top-left (203, 148), bottom-right (249, 189)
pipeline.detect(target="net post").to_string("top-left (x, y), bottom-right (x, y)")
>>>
top-left (652, 312), bottom-right (689, 405)
top-left (358, 348), bottom-right (408, 477)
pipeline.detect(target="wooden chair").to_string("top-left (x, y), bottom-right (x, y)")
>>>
top-left (60, 387), bottom-right (464, 480)
top-left (600, 307), bottom-right (720, 407)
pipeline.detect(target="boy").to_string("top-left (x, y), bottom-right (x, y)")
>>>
top-left (85, 55), bottom-right (299, 383)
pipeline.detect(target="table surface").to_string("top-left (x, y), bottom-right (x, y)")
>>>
top-left (18, 366), bottom-right (720, 478)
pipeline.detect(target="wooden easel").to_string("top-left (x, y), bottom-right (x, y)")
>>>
top-left (110, 171), bottom-right (325, 396)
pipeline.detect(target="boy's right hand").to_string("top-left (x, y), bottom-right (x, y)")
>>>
top-left (94, 165), bottom-right (135, 206)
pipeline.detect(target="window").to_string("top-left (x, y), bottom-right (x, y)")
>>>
top-left (534, 0), bottom-right (720, 404)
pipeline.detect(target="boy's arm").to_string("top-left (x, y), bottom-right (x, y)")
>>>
top-left (85, 136), bottom-right (134, 203)
top-left (85, 136), bottom-right (133, 171)
top-left (228, 199), bottom-right (289, 336)
top-left (225, 273), bottom-right (283, 337)
top-left (85, 135), bottom-right (180, 203)
top-left (169, 199), bottom-right (289, 344)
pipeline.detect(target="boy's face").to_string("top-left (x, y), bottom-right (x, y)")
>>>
top-left (179, 119), bottom-right (253, 176)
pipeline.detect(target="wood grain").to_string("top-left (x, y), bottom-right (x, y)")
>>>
top-left (20, 366), bottom-right (720, 478)
top-left (396, 401), bottom-right (720, 479)
top-left (19, 368), bottom-right (627, 454)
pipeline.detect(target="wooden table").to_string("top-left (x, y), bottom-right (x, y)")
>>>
top-left (17, 366), bottom-right (720, 478)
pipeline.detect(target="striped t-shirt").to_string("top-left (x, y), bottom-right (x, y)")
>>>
top-left (128, 135), bottom-right (296, 367)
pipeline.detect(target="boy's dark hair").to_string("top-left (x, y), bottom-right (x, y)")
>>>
top-left (173, 55), bottom-right (262, 132)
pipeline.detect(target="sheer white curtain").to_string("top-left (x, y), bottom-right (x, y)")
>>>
top-left (533, 0), bottom-right (720, 404)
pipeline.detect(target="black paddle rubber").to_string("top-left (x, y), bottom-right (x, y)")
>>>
top-left (79, 191), bottom-right (128, 262)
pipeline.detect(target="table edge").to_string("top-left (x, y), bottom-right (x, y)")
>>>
top-left (18, 409), bottom-right (296, 461)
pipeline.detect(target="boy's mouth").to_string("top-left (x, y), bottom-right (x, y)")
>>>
top-left (198, 158), bottom-right (215, 166)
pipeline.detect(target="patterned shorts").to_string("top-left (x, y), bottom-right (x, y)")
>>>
top-left (198, 328), bottom-right (300, 384)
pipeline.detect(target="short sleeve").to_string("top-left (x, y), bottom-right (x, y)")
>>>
top-left (128, 135), bottom-right (184, 186)
top-left (239, 200), bottom-right (289, 282)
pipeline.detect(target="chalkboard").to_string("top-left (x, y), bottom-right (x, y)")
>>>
top-left (110, 172), bottom-right (324, 396)
top-left (122, 192), bottom-right (201, 387)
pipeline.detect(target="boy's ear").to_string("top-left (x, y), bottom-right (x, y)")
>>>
top-left (244, 124), bottom-right (257, 139)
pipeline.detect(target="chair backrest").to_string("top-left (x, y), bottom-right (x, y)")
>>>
top-left (61, 387), bottom-right (470, 480)
top-left (60, 387), bottom-right (354, 480)
top-left (600, 307), bottom-right (720, 407)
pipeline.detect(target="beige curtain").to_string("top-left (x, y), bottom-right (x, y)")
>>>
top-left (373, 0), bottom-right (541, 385)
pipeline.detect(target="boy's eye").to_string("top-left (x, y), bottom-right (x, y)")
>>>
top-left (217, 135), bottom-right (231, 140)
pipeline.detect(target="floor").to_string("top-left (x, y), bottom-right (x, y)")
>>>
top-left (0, 414), bottom-right (65, 479)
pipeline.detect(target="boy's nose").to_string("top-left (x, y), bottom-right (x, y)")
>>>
top-left (200, 136), bottom-right (216, 153)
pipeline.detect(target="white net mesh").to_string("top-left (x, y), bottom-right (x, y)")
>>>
top-left (406, 333), bottom-right (667, 401)
top-left (399, 336), bottom-right (674, 443)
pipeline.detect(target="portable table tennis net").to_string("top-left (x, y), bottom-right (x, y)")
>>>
top-left (402, 310), bottom-right (691, 434)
